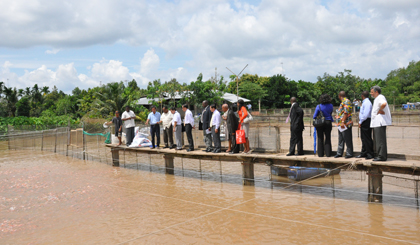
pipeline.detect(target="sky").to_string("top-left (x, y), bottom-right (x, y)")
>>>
top-left (1, 0), bottom-right (419, 93)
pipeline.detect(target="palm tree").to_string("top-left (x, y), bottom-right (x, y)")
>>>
top-left (3, 87), bottom-right (18, 117)
top-left (91, 82), bottom-right (129, 116)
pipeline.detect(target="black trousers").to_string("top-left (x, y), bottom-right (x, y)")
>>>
top-left (373, 126), bottom-right (387, 161)
top-left (211, 126), bottom-right (221, 151)
top-left (289, 129), bottom-right (303, 154)
top-left (316, 120), bottom-right (332, 157)
top-left (360, 118), bottom-right (374, 158)
top-left (126, 127), bottom-right (135, 146)
top-left (163, 125), bottom-right (174, 147)
top-left (337, 127), bottom-right (354, 157)
top-left (185, 124), bottom-right (194, 150)
top-left (150, 124), bottom-right (160, 147)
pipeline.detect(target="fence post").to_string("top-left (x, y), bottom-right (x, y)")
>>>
top-left (82, 123), bottom-right (86, 160)
top-left (66, 121), bottom-right (70, 156)
top-left (275, 126), bottom-right (281, 153)
top-left (54, 129), bottom-right (58, 153)
top-left (7, 125), bottom-right (11, 150)
top-left (41, 130), bottom-right (44, 151)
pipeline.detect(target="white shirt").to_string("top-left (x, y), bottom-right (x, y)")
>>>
top-left (210, 109), bottom-right (221, 129)
top-left (161, 112), bottom-right (173, 129)
top-left (122, 110), bottom-right (136, 128)
top-left (172, 111), bottom-right (182, 126)
top-left (184, 109), bottom-right (194, 127)
top-left (370, 94), bottom-right (392, 127)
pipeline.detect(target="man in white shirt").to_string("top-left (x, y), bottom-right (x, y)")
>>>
top-left (182, 104), bottom-right (195, 152)
top-left (370, 86), bottom-right (392, 161)
top-left (357, 91), bottom-right (374, 160)
top-left (171, 107), bottom-right (182, 150)
top-left (121, 106), bottom-right (136, 147)
top-left (145, 105), bottom-right (161, 149)
top-left (160, 106), bottom-right (174, 149)
top-left (209, 104), bottom-right (222, 153)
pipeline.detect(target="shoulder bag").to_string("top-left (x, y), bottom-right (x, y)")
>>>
top-left (313, 105), bottom-right (325, 127)
top-left (243, 110), bottom-right (253, 124)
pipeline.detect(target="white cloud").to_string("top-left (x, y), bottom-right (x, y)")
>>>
top-left (90, 59), bottom-right (131, 83)
top-left (45, 48), bottom-right (61, 54)
top-left (0, 0), bottom-right (419, 89)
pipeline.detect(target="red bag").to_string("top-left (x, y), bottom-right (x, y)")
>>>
top-left (236, 124), bottom-right (246, 144)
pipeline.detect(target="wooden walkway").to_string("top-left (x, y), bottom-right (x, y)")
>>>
top-left (105, 144), bottom-right (420, 202)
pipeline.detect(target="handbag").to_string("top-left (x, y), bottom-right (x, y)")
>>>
top-left (313, 105), bottom-right (325, 127)
top-left (243, 111), bottom-right (253, 124)
top-left (236, 124), bottom-right (246, 144)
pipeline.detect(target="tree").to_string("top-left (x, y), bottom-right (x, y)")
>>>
top-left (2, 87), bottom-right (18, 117)
top-left (90, 82), bottom-right (129, 117)
top-left (239, 81), bottom-right (267, 109)
top-left (16, 97), bottom-right (31, 117)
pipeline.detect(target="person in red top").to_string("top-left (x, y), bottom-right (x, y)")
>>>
top-left (237, 99), bottom-right (251, 153)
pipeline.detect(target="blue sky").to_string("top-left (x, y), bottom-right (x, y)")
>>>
top-left (1, 0), bottom-right (419, 93)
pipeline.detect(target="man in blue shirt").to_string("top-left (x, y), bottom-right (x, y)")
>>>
top-left (357, 91), bottom-right (374, 159)
top-left (146, 106), bottom-right (161, 148)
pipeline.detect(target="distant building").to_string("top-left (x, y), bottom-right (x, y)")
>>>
top-left (138, 92), bottom-right (250, 111)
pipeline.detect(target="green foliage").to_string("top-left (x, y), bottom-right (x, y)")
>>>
top-left (16, 97), bottom-right (31, 117)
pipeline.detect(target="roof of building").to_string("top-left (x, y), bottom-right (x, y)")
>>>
top-left (138, 92), bottom-right (250, 105)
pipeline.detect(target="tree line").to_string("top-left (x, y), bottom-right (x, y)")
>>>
top-left (1, 60), bottom-right (419, 124)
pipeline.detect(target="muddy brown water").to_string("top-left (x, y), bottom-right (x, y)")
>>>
top-left (1, 149), bottom-right (420, 244)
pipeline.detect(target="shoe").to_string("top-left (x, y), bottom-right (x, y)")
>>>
top-left (295, 153), bottom-right (304, 156)
top-left (202, 150), bottom-right (208, 152)
top-left (345, 155), bottom-right (353, 159)
top-left (163, 146), bottom-right (169, 149)
top-left (356, 155), bottom-right (366, 158)
top-left (187, 149), bottom-right (194, 152)
top-left (229, 151), bottom-right (235, 154)
top-left (206, 149), bottom-right (212, 152)
top-left (152, 146), bottom-right (155, 149)
top-left (169, 147), bottom-right (173, 149)
top-left (365, 155), bottom-right (373, 160)
top-left (334, 155), bottom-right (342, 158)
top-left (286, 153), bottom-right (294, 156)
top-left (213, 149), bottom-right (221, 153)
top-left (176, 148), bottom-right (182, 150)
top-left (373, 158), bottom-right (385, 162)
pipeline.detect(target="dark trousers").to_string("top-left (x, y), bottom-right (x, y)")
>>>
top-left (316, 120), bottom-right (332, 157)
top-left (150, 124), bottom-right (160, 147)
top-left (163, 125), bottom-right (174, 147)
top-left (360, 118), bottom-right (374, 158)
top-left (126, 127), bottom-right (135, 146)
top-left (185, 124), bottom-right (194, 150)
top-left (337, 127), bottom-right (354, 157)
top-left (289, 129), bottom-right (303, 154)
top-left (373, 126), bottom-right (387, 160)
top-left (211, 126), bottom-right (221, 151)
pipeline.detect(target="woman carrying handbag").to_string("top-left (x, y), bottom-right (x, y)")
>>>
top-left (237, 99), bottom-right (252, 154)
top-left (313, 94), bottom-right (334, 157)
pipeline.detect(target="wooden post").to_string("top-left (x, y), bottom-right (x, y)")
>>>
top-left (275, 126), bottom-right (281, 153)
top-left (41, 130), bottom-right (44, 151)
top-left (111, 148), bottom-right (120, 167)
top-left (368, 168), bottom-right (383, 202)
top-left (66, 120), bottom-right (70, 156)
top-left (164, 154), bottom-right (174, 175)
top-left (7, 125), bottom-right (11, 150)
top-left (82, 123), bottom-right (86, 160)
top-left (242, 161), bottom-right (254, 186)
top-left (54, 129), bottom-right (58, 153)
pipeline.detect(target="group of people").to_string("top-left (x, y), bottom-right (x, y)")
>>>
top-left (108, 99), bottom-right (253, 154)
top-left (288, 85), bottom-right (392, 161)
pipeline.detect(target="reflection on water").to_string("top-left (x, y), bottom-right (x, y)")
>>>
top-left (1, 150), bottom-right (420, 244)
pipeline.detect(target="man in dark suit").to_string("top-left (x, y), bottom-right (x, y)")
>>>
top-left (222, 104), bottom-right (239, 154)
top-left (287, 97), bottom-right (304, 156)
top-left (201, 100), bottom-right (213, 152)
